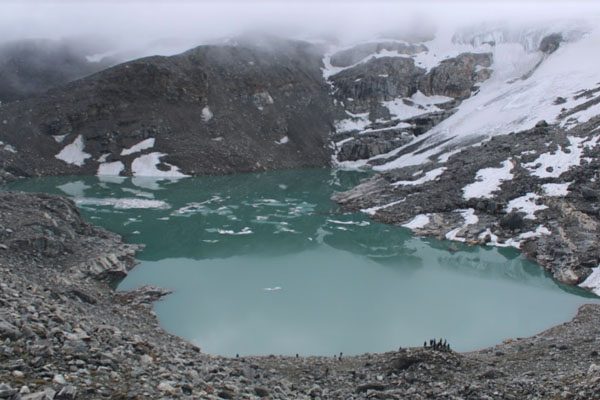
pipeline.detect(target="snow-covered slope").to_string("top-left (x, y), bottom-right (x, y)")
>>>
top-left (326, 19), bottom-right (600, 171)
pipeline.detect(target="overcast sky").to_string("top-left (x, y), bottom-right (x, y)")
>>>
top-left (1, 1), bottom-right (599, 55)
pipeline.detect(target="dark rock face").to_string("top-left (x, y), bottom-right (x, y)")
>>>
top-left (539, 33), bottom-right (563, 54)
top-left (330, 57), bottom-right (425, 114)
top-left (0, 37), bottom-right (336, 178)
top-left (419, 52), bottom-right (493, 99)
top-left (0, 39), bottom-right (115, 103)
top-left (337, 130), bottom-right (413, 161)
top-left (330, 42), bottom-right (428, 68)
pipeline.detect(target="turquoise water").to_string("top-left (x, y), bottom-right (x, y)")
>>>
top-left (6, 169), bottom-right (598, 356)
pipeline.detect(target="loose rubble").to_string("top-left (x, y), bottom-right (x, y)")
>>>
top-left (1, 191), bottom-right (600, 398)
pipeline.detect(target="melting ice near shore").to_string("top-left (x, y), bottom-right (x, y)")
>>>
top-left (5, 169), bottom-right (599, 356)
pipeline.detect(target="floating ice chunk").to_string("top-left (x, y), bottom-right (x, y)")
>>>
top-left (74, 197), bottom-right (170, 210)
top-left (276, 136), bottom-right (289, 145)
top-left (97, 161), bottom-right (124, 176)
top-left (506, 193), bottom-right (547, 219)
top-left (392, 167), bottom-right (446, 187)
top-left (57, 181), bottom-right (91, 197)
top-left (201, 106), bottom-right (213, 122)
top-left (402, 214), bottom-right (430, 229)
top-left (263, 286), bottom-right (282, 292)
top-left (327, 219), bottom-right (370, 226)
top-left (462, 159), bottom-right (514, 199)
top-left (121, 138), bottom-right (155, 156)
top-left (541, 182), bottom-right (571, 197)
top-left (217, 227), bottom-right (253, 235)
top-left (55, 135), bottom-right (91, 166)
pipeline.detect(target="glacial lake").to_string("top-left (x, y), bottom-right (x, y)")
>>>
top-left (6, 168), bottom-right (599, 356)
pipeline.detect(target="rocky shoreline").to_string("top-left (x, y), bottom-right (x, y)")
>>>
top-left (0, 191), bottom-right (599, 399)
top-left (333, 115), bottom-right (600, 294)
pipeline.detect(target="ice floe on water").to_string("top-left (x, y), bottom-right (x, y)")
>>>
top-left (213, 227), bottom-right (253, 236)
top-left (74, 197), bottom-right (170, 210)
top-left (327, 219), bottom-right (370, 227)
top-left (263, 286), bottom-right (282, 292)
top-left (57, 181), bottom-right (91, 198)
top-left (462, 159), bottom-right (514, 199)
top-left (55, 135), bottom-right (91, 166)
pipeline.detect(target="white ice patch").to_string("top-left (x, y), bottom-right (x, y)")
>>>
top-left (580, 264), bottom-right (600, 295)
top-left (75, 198), bottom-right (170, 210)
top-left (217, 227), bottom-right (253, 236)
top-left (541, 182), bottom-right (572, 197)
top-left (506, 193), bottom-right (548, 220)
top-left (97, 161), bottom-right (124, 176)
top-left (3, 144), bottom-right (16, 153)
top-left (371, 27), bottom-right (600, 171)
top-left (361, 198), bottom-right (405, 215)
top-left (55, 135), bottom-right (91, 167)
top-left (53, 134), bottom-right (68, 143)
top-left (335, 111), bottom-right (370, 133)
top-left (383, 91), bottom-right (452, 121)
top-left (121, 138), bottom-right (155, 156)
top-left (97, 153), bottom-right (110, 163)
top-left (402, 214), bottom-right (430, 229)
top-left (131, 152), bottom-right (188, 178)
top-left (276, 136), bottom-right (289, 145)
top-left (263, 286), bottom-right (282, 292)
top-left (462, 159), bottom-right (514, 199)
top-left (201, 106), bottom-right (213, 122)
top-left (392, 167), bottom-right (446, 187)
top-left (327, 219), bottom-right (370, 227)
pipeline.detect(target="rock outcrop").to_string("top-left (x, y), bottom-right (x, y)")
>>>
top-left (0, 36), bottom-right (336, 178)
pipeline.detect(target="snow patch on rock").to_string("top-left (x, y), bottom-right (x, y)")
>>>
top-left (542, 182), bottom-right (572, 197)
top-left (55, 135), bottom-right (91, 167)
top-left (402, 214), bottom-right (430, 229)
top-left (131, 152), bottom-right (188, 178)
top-left (462, 159), bottom-right (514, 199)
top-left (201, 106), bottom-right (213, 122)
top-left (506, 193), bottom-right (548, 220)
top-left (121, 138), bottom-right (155, 156)
top-left (392, 167), bottom-right (446, 187)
